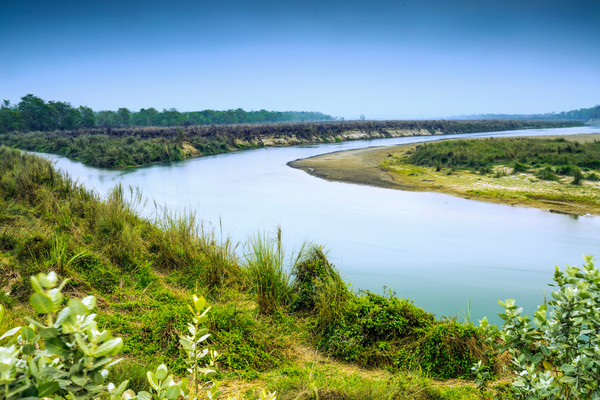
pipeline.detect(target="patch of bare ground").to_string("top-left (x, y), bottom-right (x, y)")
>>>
top-left (288, 133), bottom-right (600, 216)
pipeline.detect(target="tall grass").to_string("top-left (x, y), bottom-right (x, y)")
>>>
top-left (244, 227), bottom-right (290, 314)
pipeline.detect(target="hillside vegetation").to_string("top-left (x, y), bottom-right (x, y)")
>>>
top-left (0, 119), bottom-right (582, 168)
top-left (0, 147), bottom-right (513, 399)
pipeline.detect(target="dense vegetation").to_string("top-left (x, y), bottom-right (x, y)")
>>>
top-left (0, 95), bottom-right (333, 133)
top-left (0, 147), bottom-right (511, 399)
top-left (409, 137), bottom-right (600, 178)
top-left (455, 104), bottom-right (600, 122)
top-left (0, 119), bottom-right (582, 168)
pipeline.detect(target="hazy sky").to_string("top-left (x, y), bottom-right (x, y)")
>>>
top-left (2, 0), bottom-right (599, 119)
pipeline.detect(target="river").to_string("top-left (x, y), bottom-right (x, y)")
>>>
top-left (36, 126), bottom-right (600, 325)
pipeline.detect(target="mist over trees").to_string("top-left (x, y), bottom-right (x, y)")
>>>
top-left (453, 104), bottom-right (600, 122)
top-left (0, 94), bottom-right (334, 133)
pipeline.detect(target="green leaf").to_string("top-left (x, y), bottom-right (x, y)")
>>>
top-left (21, 326), bottom-right (36, 341)
top-left (0, 305), bottom-right (4, 325)
top-left (156, 364), bottom-right (168, 380)
top-left (81, 296), bottom-right (96, 311)
top-left (30, 276), bottom-right (44, 294)
top-left (30, 293), bottom-right (54, 314)
top-left (71, 375), bottom-right (88, 387)
top-left (22, 344), bottom-right (37, 355)
top-left (68, 299), bottom-right (87, 317)
top-left (147, 372), bottom-right (159, 391)
top-left (36, 273), bottom-right (53, 289)
top-left (137, 391), bottom-right (152, 400)
top-left (560, 376), bottom-right (577, 384)
top-left (38, 381), bottom-right (59, 397)
top-left (165, 385), bottom-right (179, 400)
top-left (40, 327), bottom-right (60, 339)
top-left (193, 295), bottom-right (206, 312)
top-left (45, 338), bottom-right (71, 358)
top-left (0, 326), bottom-right (21, 341)
top-left (93, 338), bottom-right (123, 357)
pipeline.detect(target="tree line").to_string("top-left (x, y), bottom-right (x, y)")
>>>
top-left (0, 94), bottom-right (334, 133)
top-left (454, 104), bottom-right (600, 122)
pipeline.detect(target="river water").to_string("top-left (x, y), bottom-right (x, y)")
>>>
top-left (37, 126), bottom-right (600, 325)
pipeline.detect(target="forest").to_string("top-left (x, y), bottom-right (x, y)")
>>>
top-left (0, 94), bottom-right (333, 133)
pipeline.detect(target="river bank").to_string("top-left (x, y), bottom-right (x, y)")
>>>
top-left (0, 120), bottom-right (581, 168)
top-left (289, 133), bottom-right (600, 216)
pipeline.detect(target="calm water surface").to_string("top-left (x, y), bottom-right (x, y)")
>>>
top-left (37, 126), bottom-right (600, 325)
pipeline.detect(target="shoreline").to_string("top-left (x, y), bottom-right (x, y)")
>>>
top-left (288, 133), bottom-right (600, 216)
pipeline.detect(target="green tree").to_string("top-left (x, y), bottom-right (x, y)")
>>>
top-left (78, 106), bottom-right (96, 128)
top-left (118, 107), bottom-right (131, 127)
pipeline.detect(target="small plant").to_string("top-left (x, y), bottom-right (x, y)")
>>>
top-left (0, 272), bottom-right (126, 400)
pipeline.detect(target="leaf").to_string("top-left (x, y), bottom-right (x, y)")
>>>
top-left (38, 381), bottom-right (59, 397)
top-left (193, 295), bottom-right (206, 312)
top-left (71, 375), bottom-right (88, 387)
top-left (0, 305), bottom-right (4, 325)
top-left (560, 376), bottom-right (577, 384)
top-left (30, 293), bottom-right (54, 314)
top-left (37, 273), bottom-right (53, 288)
top-left (0, 326), bottom-right (21, 341)
top-left (137, 391), bottom-right (152, 400)
top-left (45, 338), bottom-right (71, 358)
top-left (165, 385), bottom-right (179, 400)
top-left (68, 299), bottom-right (87, 317)
top-left (21, 326), bottom-right (36, 341)
top-left (40, 328), bottom-right (60, 339)
top-left (156, 364), bottom-right (168, 380)
top-left (543, 361), bottom-right (553, 371)
top-left (81, 296), bottom-right (96, 311)
top-left (147, 372), bottom-right (160, 391)
top-left (22, 344), bottom-right (37, 355)
top-left (30, 276), bottom-right (44, 294)
top-left (93, 338), bottom-right (123, 357)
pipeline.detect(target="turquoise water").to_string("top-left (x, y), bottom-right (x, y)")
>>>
top-left (36, 126), bottom-right (600, 325)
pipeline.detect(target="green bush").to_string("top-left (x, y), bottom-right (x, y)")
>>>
top-left (479, 255), bottom-right (600, 399)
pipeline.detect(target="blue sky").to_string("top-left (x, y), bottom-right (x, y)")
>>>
top-left (1, 0), bottom-right (599, 119)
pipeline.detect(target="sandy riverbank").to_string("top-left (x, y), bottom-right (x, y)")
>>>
top-left (288, 133), bottom-right (600, 216)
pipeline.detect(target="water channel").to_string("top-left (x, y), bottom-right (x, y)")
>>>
top-left (37, 126), bottom-right (600, 325)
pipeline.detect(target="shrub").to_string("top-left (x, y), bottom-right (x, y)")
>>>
top-left (479, 255), bottom-right (600, 399)
top-left (571, 167), bottom-right (583, 185)
top-left (0, 272), bottom-right (126, 400)
top-left (586, 172), bottom-right (600, 181)
top-left (537, 166), bottom-right (559, 181)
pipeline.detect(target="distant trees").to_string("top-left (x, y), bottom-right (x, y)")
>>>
top-left (458, 105), bottom-right (600, 122)
top-left (0, 94), bottom-right (335, 134)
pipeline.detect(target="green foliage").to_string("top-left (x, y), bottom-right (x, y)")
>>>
top-left (485, 255), bottom-right (600, 399)
top-left (0, 272), bottom-right (127, 400)
top-left (409, 137), bottom-right (600, 173)
top-left (317, 289), bottom-right (486, 379)
top-left (289, 244), bottom-right (343, 313)
top-left (537, 166), bottom-right (559, 181)
top-left (572, 167), bottom-right (583, 185)
top-left (244, 228), bottom-right (290, 315)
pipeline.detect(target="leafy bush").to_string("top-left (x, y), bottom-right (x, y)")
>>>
top-left (0, 272), bottom-right (127, 400)
top-left (318, 290), bottom-right (486, 379)
top-left (480, 255), bottom-right (600, 399)
top-left (537, 166), bottom-right (559, 181)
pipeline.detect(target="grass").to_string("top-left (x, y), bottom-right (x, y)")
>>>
top-left (382, 136), bottom-right (600, 214)
top-left (0, 146), bottom-right (514, 399)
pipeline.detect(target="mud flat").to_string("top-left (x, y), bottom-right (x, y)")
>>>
top-left (288, 133), bottom-right (600, 216)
